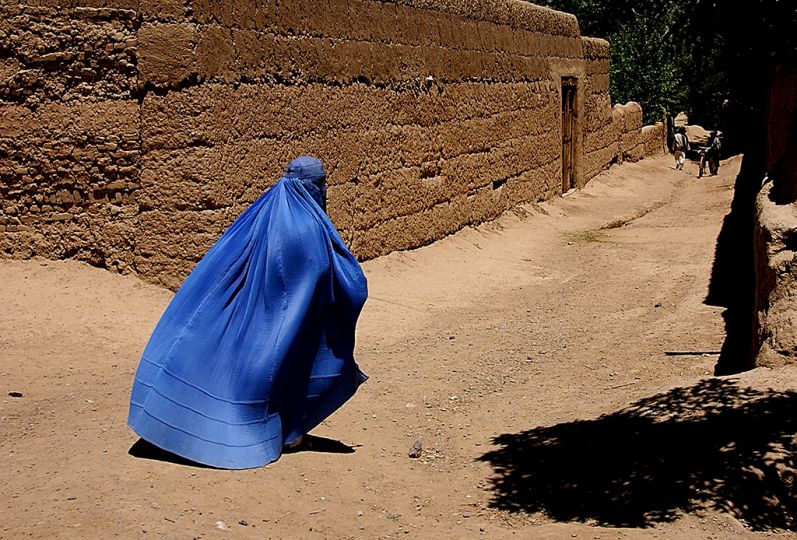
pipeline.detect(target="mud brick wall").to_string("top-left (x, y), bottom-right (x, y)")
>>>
top-left (641, 123), bottom-right (667, 157)
top-left (753, 65), bottom-right (797, 367)
top-left (580, 37), bottom-right (665, 179)
top-left (134, 0), bottom-right (587, 288)
top-left (581, 37), bottom-right (619, 179)
top-left (0, 3), bottom-right (140, 271)
top-left (1, 0), bottom-right (664, 289)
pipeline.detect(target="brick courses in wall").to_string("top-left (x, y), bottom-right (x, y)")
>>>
top-left (1, 0), bottom-right (666, 289)
top-left (0, 4), bottom-right (140, 271)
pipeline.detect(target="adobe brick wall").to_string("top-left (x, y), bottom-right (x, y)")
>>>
top-left (0, 4), bottom-right (141, 271)
top-left (580, 38), bottom-right (665, 181)
top-left (753, 65), bottom-right (797, 366)
top-left (1, 0), bottom-right (664, 289)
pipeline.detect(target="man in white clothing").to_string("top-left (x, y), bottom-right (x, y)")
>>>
top-left (673, 127), bottom-right (689, 170)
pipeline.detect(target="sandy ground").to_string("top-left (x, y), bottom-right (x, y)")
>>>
top-left (2, 154), bottom-right (797, 539)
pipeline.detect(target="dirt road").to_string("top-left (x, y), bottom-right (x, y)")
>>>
top-left (2, 154), bottom-right (796, 539)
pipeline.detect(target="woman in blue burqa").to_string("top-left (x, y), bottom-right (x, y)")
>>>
top-left (128, 156), bottom-right (368, 469)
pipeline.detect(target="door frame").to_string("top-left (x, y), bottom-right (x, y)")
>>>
top-left (561, 76), bottom-right (578, 193)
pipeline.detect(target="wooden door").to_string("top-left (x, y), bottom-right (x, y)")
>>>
top-left (562, 78), bottom-right (577, 193)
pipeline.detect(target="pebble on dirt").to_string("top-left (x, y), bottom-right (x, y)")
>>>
top-left (408, 439), bottom-right (422, 458)
top-left (8, 391), bottom-right (23, 398)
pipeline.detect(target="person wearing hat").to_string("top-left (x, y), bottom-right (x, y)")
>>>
top-left (128, 156), bottom-right (368, 469)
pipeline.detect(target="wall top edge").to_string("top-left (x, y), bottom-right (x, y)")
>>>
top-left (6, 0), bottom-right (585, 39)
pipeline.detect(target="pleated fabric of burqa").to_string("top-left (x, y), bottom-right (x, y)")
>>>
top-left (128, 157), bottom-right (368, 469)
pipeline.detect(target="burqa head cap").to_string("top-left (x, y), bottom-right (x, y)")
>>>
top-left (286, 156), bottom-right (327, 210)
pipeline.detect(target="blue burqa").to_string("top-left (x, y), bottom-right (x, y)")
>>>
top-left (128, 157), bottom-right (368, 469)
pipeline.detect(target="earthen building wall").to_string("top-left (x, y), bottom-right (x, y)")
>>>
top-left (1, 0), bottom-right (664, 289)
top-left (579, 37), bottom-right (666, 180)
top-left (753, 65), bottom-right (797, 367)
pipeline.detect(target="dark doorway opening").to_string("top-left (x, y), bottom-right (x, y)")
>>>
top-left (562, 77), bottom-right (578, 193)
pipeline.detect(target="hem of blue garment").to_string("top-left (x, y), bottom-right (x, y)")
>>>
top-left (284, 367), bottom-right (368, 446)
top-left (129, 366), bottom-right (368, 470)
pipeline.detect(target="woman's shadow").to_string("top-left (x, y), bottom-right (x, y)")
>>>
top-left (128, 434), bottom-right (356, 469)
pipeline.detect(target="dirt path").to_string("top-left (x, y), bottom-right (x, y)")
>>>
top-left (2, 155), bottom-right (796, 539)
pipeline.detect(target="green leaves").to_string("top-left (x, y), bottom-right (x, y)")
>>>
top-left (539, 0), bottom-right (691, 123)
top-left (538, 0), bottom-right (796, 128)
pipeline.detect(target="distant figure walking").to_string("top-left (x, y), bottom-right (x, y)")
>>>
top-left (673, 127), bottom-right (689, 170)
top-left (706, 131), bottom-right (721, 175)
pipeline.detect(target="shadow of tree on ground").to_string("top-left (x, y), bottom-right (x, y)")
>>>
top-left (479, 379), bottom-right (797, 530)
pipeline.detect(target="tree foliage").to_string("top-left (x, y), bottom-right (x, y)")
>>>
top-left (537, 0), bottom-right (797, 133)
